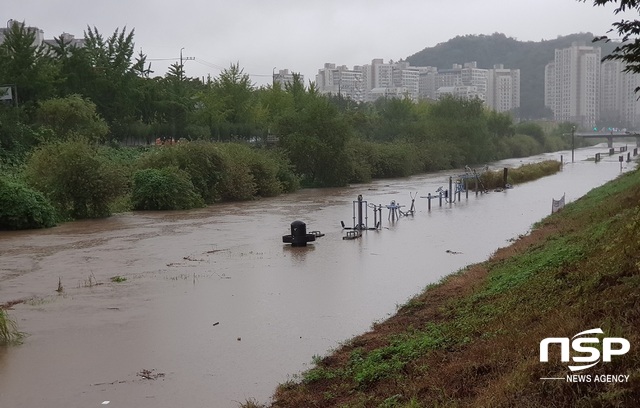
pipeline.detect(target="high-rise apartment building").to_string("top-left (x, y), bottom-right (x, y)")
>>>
top-left (601, 60), bottom-right (640, 128)
top-left (545, 43), bottom-right (601, 128)
top-left (435, 62), bottom-right (488, 102)
top-left (418, 66), bottom-right (438, 101)
top-left (315, 63), bottom-right (365, 102)
top-left (486, 64), bottom-right (520, 113)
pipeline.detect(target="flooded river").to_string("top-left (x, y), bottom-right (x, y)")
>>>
top-left (0, 144), bottom-right (636, 407)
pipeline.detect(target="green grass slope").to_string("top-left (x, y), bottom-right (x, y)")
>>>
top-left (266, 167), bottom-right (640, 408)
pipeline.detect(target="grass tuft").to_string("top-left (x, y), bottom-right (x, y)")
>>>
top-left (0, 309), bottom-right (25, 345)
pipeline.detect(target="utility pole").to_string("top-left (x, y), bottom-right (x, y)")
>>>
top-left (179, 47), bottom-right (194, 81)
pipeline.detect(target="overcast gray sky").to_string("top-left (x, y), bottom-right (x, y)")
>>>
top-left (3, 0), bottom-right (636, 86)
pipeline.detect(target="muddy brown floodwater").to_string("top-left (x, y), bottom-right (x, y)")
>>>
top-left (0, 144), bottom-right (636, 408)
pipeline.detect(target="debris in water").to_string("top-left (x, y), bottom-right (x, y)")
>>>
top-left (137, 369), bottom-right (165, 380)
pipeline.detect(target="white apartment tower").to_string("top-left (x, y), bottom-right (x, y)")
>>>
top-left (435, 62), bottom-right (488, 102)
top-left (601, 60), bottom-right (640, 128)
top-left (486, 64), bottom-right (520, 113)
top-left (545, 43), bottom-right (601, 129)
top-left (418, 66), bottom-right (438, 100)
top-left (315, 63), bottom-right (365, 102)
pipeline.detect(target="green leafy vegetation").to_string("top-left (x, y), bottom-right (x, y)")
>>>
top-left (479, 160), bottom-right (562, 189)
top-left (131, 167), bottom-right (204, 210)
top-left (24, 139), bottom-right (127, 219)
top-left (0, 21), bottom-right (587, 229)
top-left (0, 309), bottom-right (25, 345)
top-left (0, 177), bottom-right (57, 230)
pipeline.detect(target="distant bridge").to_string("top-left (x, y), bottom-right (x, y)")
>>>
top-left (575, 131), bottom-right (640, 148)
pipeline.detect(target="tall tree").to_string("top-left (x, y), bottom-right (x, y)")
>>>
top-left (0, 21), bottom-right (59, 110)
top-left (586, 1), bottom-right (640, 77)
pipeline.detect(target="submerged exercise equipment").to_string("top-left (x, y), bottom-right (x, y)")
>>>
top-left (282, 220), bottom-right (324, 247)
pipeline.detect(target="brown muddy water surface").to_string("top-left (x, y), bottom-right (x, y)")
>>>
top-left (0, 145), bottom-right (636, 407)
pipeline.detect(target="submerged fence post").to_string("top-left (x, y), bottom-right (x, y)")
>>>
top-left (449, 177), bottom-right (453, 204)
top-left (427, 193), bottom-right (431, 211)
top-left (439, 192), bottom-right (443, 207)
top-left (503, 168), bottom-right (508, 188)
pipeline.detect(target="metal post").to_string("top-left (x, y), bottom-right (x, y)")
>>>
top-left (449, 177), bottom-right (453, 205)
top-left (428, 193), bottom-right (431, 211)
top-left (439, 192), bottom-right (442, 207)
top-left (571, 126), bottom-right (575, 163)
top-left (465, 179), bottom-right (468, 199)
top-left (357, 195), bottom-right (363, 230)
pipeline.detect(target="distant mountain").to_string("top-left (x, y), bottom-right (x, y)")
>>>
top-left (405, 33), bottom-right (619, 119)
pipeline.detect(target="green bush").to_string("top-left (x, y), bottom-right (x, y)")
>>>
top-left (371, 142), bottom-right (421, 179)
top-left (35, 95), bottom-right (109, 143)
top-left (219, 144), bottom-right (285, 198)
top-left (270, 149), bottom-right (300, 193)
top-left (504, 134), bottom-right (543, 158)
top-left (136, 141), bottom-right (227, 203)
top-left (0, 177), bottom-right (57, 230)
top-left (24, 139), bottom-right (128, 219)
top-left (131, 167), bottom-right (204, 210)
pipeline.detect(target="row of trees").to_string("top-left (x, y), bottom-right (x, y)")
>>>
top-left (0, 21), bottom-right (584, 229)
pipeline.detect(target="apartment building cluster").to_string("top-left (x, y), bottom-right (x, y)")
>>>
top-left (315, 59), bottom-right (521, 114)
top-left (545, 42), bottom-right (640, 129)
top-left (0, 20), bottom-right (85, 49)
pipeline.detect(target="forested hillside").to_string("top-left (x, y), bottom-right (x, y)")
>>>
top-left (405, 33), bottom-right (618, 119)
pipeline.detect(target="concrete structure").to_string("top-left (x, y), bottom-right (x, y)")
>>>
top-left (418, 66), bottom-right (438, 101)
top-left (600, 60), bottom-right (640, 129)
top-left (43, 32), bottom-right (86, 49)
top-left (391, 62), bottom-right (420, 101)
top-left (545, 43), bottom-right (601, 129)
top-left (435, 62), bottom-right (488, 102)
top-left (273, 69), bottom-right (303, 88)
top-left (316, 63), bottom-right (365, 102)
top-left (486, 64), bottom-right (520, 113)
top-left (0, 20), bottom-right (44, 47)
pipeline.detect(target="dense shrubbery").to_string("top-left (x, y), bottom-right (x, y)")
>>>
top-left (135, 141), bottom-right (298, 203)
top-left (0, 23), bottom-right (587, 227)
top-left (131, 167), bottom-right (204, 210)
top-left (0, 177), bottom-right (57, 230)
top-left (136, 141), bottom-right (227, 203)
top-left (24, 139), bottom-right (128, 219)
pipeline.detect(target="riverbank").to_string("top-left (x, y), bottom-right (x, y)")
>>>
top-left (264, 167), bottom-right (640, 407)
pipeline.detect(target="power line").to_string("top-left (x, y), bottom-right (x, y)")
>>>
top-left (193, 58), bottom-right (272, 78)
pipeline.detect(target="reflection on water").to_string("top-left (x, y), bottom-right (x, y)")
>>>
top-left (0, 144), bottom-right (636, 408)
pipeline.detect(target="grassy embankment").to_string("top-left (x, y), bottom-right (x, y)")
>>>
top-left (478, 160), bottom-right (562, 190)
top-left (263, 166), bottom-right (640, 408)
